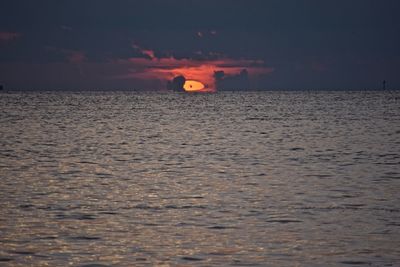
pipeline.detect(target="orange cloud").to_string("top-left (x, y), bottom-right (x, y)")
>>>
top-left (132, 43), bottom-right (156, 59)
top-left (116, 47), bottom-right (274, 92)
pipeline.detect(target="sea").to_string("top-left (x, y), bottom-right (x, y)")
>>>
top-left (0, 91), bottom-right (399, 266)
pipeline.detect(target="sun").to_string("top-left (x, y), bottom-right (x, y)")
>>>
top-left (183, 80), bottom-right (205, 92)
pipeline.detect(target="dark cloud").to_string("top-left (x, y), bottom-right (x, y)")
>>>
top-left (214, 69), bottom-right (249, 91)
top-left (167, 75), bottom-right (186, 92)
top-left (0, 0), bottom-right (399, 90)
top-left (0, 31), bottom-right (21, 43)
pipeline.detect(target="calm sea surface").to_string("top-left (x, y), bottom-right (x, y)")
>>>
top-left (0, 91), bottom-right (399, 266)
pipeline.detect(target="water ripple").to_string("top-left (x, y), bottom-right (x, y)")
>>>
top-left (0, 91), bottom-right (399, 266)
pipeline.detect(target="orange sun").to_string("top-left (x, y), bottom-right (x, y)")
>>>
top-left (183, 80), bottom-right (205, 92)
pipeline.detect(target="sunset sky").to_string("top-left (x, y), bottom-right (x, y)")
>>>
top-left (1, 0), bottom-right (399, 91)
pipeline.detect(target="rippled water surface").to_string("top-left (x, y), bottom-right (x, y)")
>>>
top-left (0, 91), bottom-right (399, 266)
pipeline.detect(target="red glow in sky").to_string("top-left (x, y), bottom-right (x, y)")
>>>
top-left (116, 46), bottom-right (274, 92)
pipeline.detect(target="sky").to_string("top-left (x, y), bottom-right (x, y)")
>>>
top-left (0, 0), bottom-right (399, 91)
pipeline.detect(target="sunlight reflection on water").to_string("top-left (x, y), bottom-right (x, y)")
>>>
top-left (0, 91), bottom-right (399, 266)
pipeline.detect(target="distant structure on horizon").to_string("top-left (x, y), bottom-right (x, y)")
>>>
top-left (0, 84), bottom-right (3, 91)
top-left (383, 80), bottom-right (387, 90)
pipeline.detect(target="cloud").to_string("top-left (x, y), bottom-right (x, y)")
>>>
top-left (214, 69), bottom-right (250, 90)
top-left (132, 43), bottom-right (156, 59)
top-left (46, 46), bottom-right (87, 63)
top-left (311, 61), bottom-right (328, 72)
top-left (167, 75), bottom-right (186, 92)
top-left (116, 44), bottom-right (274, 91)
top-left (0, 32), bottom-right (21, 43)
top-left (196, 30), bottom-right (218, 38)
top-left (60, 25), bottom-right (73, 32)
top-left (67, 51), bottom-right (86, 64)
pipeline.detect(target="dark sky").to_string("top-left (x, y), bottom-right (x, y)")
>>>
top-left (1, 0), bottom-right (399, 90)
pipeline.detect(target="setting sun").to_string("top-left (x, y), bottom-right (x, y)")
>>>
top-left (183, 80), bottom-right (205, 92)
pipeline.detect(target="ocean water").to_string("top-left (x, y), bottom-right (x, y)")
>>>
top-left (0, 91), bottom-right (399, 267)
